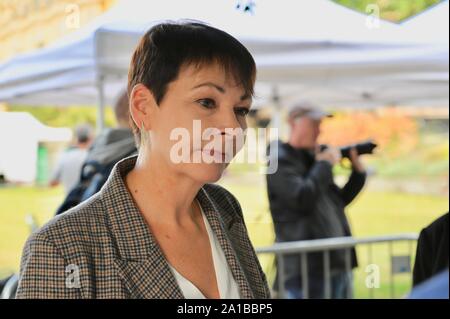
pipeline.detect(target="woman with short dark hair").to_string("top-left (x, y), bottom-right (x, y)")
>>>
top-left (16, 21), bottom-right (270, 299)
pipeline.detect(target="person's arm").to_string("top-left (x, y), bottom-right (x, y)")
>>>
top-left (339, 148), bottom-right (367, 206)
top-left (412, 228), bottom-right (432, 286)
top-left (49, 155), bottom-right (63, 187)
top-left (15, 233), bottom-right (81, 299)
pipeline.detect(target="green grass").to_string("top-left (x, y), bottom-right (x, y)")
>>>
top-left (0, 185), bottom-right (64, 277)
top-left (0, 179), bottom-right (448, 298)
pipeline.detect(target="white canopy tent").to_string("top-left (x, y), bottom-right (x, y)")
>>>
top-left (399, 0), bottom-right (449, 45)
top-left (0, 112), bottom-right (72, 183)
top-left (0, 0), bottom-right (448, 130)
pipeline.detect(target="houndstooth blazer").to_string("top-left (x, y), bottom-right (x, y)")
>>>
top-left (16, 155), bottom-right (271, 299)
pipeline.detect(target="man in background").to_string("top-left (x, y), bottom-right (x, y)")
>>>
top-left (50, 123), bottom-right (93, 194)
top-left (266, 101), bottom-right (367, 299)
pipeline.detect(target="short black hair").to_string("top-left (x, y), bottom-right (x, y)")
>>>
top-left (127, 21), bottom-right (257, 147)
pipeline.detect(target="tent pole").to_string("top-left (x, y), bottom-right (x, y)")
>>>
top-left (271, 85), bottom-right (282, 138)
top-left (96, 75), bottom-right (105, 133)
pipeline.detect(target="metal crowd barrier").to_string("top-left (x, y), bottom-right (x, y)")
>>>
top-left (256, 234), bottom-right (419, 299)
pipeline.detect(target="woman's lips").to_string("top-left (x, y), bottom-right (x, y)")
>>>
top-left (190, 147), bottom-right (233, 163)
top-left (203, 148), bottom-right (226, 162)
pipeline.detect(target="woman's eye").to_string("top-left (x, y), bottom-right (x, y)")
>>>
top-left (197, 98), bottom-right (216, 109)
top-left (235, 107), bottom-right (250, 117)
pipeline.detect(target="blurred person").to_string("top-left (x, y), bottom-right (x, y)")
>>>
top-left (3, 96), bottom-right (134, 299)
top-left (54, 91), bottom-right (137, 215)
top-left (266, 102), bottom-right (367, 299)
top-left (50, 123), bottom-right (93, 194)
top-left (413, 212), bottom-right (449, 286)
top-left (16, 22), bottom-right (270, 299)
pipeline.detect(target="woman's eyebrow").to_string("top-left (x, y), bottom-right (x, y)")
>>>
top-left (192, 82), bottom-right (251, 101)
top-left (192, 82), bottom-right (225, 93)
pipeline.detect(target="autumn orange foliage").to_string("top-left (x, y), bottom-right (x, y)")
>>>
top-left (318, 107), bottom-right (419, 158)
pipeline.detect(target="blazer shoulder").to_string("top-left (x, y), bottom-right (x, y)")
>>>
top-left (27, 193), bottom-right (108, 253)
top-left (16, 196), bottom-right (107, 299)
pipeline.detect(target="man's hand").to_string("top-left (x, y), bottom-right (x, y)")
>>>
top-left (316, 146), bottom-right (341, 166)
top-left (349, 147), bottom-right (365, 173)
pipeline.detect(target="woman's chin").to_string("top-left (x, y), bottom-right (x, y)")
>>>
top-left (190, 163), bottom-right (226, 184)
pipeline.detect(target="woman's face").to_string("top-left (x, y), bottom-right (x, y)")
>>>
top-left (143, 62), bottom-right (252, 183)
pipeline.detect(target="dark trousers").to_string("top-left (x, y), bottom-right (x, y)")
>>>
top-left (285, 272), bottom-right (353, 299)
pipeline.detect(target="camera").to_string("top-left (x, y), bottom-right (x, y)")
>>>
top-left (320, 140), bottom-right (377, 159)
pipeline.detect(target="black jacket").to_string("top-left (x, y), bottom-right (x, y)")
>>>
top-left (266, 141), bottom-right (366, 285)
top-left (413, 212), bottom-right (449, 286)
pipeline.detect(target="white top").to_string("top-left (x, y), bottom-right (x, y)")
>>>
top-left (169, 200), bottom-right (241, 299)
top-left (51, 148), bottom-right (88, 194)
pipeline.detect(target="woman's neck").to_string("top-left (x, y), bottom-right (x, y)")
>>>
top-left (125, 150), bottom-right (203, 227)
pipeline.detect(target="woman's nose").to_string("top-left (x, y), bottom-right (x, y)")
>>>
top-left (218, 108), bottom-right (244, 132)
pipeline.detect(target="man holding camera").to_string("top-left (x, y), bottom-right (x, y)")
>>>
top-left (266, 102), bottom-right (367, 299)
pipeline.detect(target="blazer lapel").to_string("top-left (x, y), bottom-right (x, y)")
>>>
top-left (197, 187), bottom-right (255, 299)
top-left (113, 255), bottom-right (183, 299)
top-left (101, 156), bottom-right (183, 299)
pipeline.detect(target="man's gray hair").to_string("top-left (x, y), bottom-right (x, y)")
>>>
top-left (75, 123), bottom-right (93, 143)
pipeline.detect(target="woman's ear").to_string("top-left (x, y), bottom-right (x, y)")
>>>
top-left (129, 84), bottom-right (157, 130)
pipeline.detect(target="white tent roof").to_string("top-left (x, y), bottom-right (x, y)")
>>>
top-left (0, 112), bottom-right (72, 142)
top-left (400, 0), bottom-right (449, 45)
top-left (0, 0), bottom-right (448, 120)
top-left (0, 112), bottom-right (72, 183)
